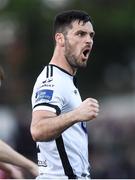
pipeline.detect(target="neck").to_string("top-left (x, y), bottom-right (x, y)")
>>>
top-left (50, 46), bottom-right (77, 76)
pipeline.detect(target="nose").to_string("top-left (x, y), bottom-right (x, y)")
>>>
top-left (86, 34), bottom-right (93, 45)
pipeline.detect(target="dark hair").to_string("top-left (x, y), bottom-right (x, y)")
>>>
top-left (53, 10), bottom-right (92, 37)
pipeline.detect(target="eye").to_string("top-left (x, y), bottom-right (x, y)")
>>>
top-left (76, 31), bottom-right (85, 37)
top-left (90, 32), bottom-right (95, 39)
top-left (79, 32), bottom-right (84, 36)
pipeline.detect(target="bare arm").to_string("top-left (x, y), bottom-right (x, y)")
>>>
top-left (0, 140), bottom-right (38, 177)
top-left (0, 162), bottom-right (24, 178)
top-left (31, 98), bottom-right (99, 141)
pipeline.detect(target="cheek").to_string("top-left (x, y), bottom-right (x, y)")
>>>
top-left (91, 41), bottom-right (94, 46)
top-left (73, 42), bottom-right (80, 51)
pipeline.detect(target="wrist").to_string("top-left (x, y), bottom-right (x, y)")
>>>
top-left (71, 109), bottom-right (80, 123)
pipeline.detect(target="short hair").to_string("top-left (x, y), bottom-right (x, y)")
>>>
top-left (53, 10), bottom-right (92, 37)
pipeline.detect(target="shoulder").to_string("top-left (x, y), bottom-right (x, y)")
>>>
top-left (33, 65), bottom-right (62, 91)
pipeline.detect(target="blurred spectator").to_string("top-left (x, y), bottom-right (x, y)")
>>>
top-left (0, 66), bottom-right (38, 178)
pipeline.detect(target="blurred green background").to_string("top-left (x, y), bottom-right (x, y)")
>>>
top-left (0, 0), bottom-right (135, 178)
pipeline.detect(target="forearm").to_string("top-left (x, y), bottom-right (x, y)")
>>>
top-left (0, 140), bottom-right (36, 171)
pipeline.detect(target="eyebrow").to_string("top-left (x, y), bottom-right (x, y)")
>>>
top-left (75, 30), bottom-right (95, 36)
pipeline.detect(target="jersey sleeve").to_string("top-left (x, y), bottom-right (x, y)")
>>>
top-left (32, 77), bottom-right (63, 115)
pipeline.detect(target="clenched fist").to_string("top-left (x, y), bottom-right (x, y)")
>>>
top-left (74, 98), bottom-right (99, 122)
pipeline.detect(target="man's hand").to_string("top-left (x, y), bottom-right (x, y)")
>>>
top-left (75, 98), bottom-right (99, 122)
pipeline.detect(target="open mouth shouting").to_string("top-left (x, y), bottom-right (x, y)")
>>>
top-left (82, 48), bottom-right (91, 60)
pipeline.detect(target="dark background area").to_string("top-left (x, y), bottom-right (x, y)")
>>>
top-left (0, 0), bottom-right (135, 178)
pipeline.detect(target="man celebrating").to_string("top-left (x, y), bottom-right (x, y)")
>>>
top-left (31, 10), bottom-right (99, 179)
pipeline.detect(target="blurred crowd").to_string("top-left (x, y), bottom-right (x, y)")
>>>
top-left (89, 112), bottom-right (135, 178)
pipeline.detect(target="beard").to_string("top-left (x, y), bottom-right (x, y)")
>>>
top-left (64, 39), bottom-right (87, 69)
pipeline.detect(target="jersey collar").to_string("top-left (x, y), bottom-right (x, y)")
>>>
top-left (49, 64), bottom-right (78, 87)
top-left (49, 64), bottom-right (73, 77)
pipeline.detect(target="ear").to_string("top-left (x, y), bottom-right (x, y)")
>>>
top-left (55, 33), bottom-right (65, 47)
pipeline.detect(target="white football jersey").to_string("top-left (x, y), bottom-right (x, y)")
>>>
top-left (32, 64), bottom-right (91, 179)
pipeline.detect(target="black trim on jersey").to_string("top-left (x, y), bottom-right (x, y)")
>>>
top-left (56, 136), bottom-right (77, 179)
top-left (50, 65), bottom-right (53, 77)
top-left (49, 64), bottom-right (73, 77)
top-left (36, 145), bottom-right (40, 153)
top-left (73, 76), bottom-right (78, 88)
top-left (46, 65), bottom-right (53, 78)
top-left (33, 103), bottom-right (61, 115)
top-left (46, 65), bottom-right (49, 78)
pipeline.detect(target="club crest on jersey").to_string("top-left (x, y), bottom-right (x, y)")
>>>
top-left (35, 89), bottom-right (53, 102)
top-left (74, 89), bottom-right (78, 95)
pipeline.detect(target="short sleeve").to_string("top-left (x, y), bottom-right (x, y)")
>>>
top-left (32, 77), bottom-right (63, 115)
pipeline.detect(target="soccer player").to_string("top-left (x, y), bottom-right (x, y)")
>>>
top-left (30, 10), bottom-right (99, 179)
top-left (0, 66), bottom-right (38, 178)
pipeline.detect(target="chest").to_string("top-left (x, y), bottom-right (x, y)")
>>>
top-left (62, 84), bottom-right (82, 113)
